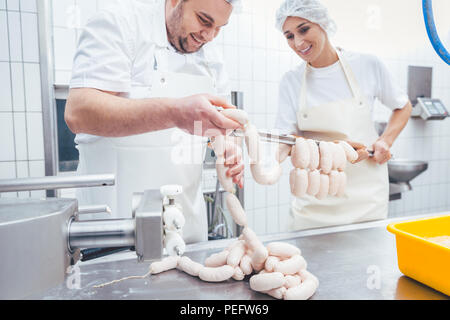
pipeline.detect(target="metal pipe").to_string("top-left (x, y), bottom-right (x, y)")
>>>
top-left (0, 174), bottom-right (115, 193)
top-left (69, 219), bottom-right (135, 249)
top-left (37, 0), bottom-right (59, 197)
top-left (231, 91), bottom-right (245, 237)
top-left (78, 205), bottom-right (112, 215)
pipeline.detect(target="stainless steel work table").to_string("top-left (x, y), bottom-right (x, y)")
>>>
top-left (29, 214), bottom-right (449, 300)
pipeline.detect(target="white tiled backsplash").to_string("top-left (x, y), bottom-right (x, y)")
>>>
top-left (1, 0), bottom-right (450, 234)
top-left (0, 0), bottom-right (45, 199)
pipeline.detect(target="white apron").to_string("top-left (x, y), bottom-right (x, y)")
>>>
top-left (76, 47), bottom-right (217, 243)
top-left (289, 49), bottom-right (389, 231)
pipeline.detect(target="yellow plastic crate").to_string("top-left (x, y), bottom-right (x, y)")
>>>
top-left (387, 214), bottom-right (450, 297)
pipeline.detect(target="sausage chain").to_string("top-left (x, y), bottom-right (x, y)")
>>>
top-left (211, 109), bottom-right (359, 200)
top-left (94, 109), bottom-right (319, 299)
top-left (144, 191), bottom-right (319, 300)
top-left (289, 139), bottom-right (359, 199)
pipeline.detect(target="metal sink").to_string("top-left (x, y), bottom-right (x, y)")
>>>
top-left (388, 159), bottom-right (428, 184)
top-left (388, 159), bottom-right (428, 199)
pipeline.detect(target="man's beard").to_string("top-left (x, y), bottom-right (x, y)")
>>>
top-left (166, 3), bottom-right (204, 54)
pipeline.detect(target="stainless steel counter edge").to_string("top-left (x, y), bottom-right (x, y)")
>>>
top-left (81, 212), bottom-right (449, 266)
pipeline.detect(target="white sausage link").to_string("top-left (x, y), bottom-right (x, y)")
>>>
top-left (266, 242), bottom-right (301, 259)
top-left (316, 174), bottom-right (330, 200)
top-left (264, 286), bottom-right (286, 300)
top-left (264, 256), bottom-right (280, 272)
top-left (225, 193), bottom-right (247, 227)
top-left (221, 109), bottom-right (249, 127)
top-left (249, 272), bottom-right (285, 292)
top-left (290, 168), bottom-right (308, 198)
top-left (339, 141), bottom-right (359, 163)
top-left (199, 265), bottom-right (235, 282)
top-left (177, 256), bottom-right (204, 277)
top-left (204, 250), bottom-right (229, 268)
top-left (328, 170), bottom-right (340, 196)
top-left (250, 245), bottom-right (269, 272)
top-left (285, 270), bottom-right (319, 300)
top-left (227, 241), bottom-right (246, 267)
top-left (239, 254), bottom-right (253, 275)
top-left (284, 275), bottom-right (302, 289)
top-left (284, 278), bottom-right (318, 300)
top-left (319, 141), bottom-right (333, 174)
top-left (337, 171), bottom-right (347, 197)
top-left (216, 156), bottom-right (235, 194)
top-left (242, 227), bottom-right (263, 251)
top-left (250, 162), bottom-right (282, 186)
top-left (335, 143), bottom-right (347, 170)
top-left (331, 142), bottom-right (340, 171)
top-left (150, 256), bottom-right (180, 274)
top-left (307, 139), bottom-right (320, 170)
top-left (244, 124), bottom-right (260, 165)
top-left (291, 137), bottom-right (310, 169)
top-left (307, 169), bottom-right (321, 196)
top-left (273, 254), bottom-right (307, 275)
top-left (232, 266), bottom-right (246, 281)
top-left (276, 144), bottom-right (292, 164)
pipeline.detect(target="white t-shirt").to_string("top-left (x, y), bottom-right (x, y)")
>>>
top-left (70, 0), bottom-right (230, 144)
top-left (275, 50), bottom-right (409, 135)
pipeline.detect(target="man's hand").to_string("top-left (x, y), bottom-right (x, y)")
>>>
top-left (371, 139), bottom-right (392, 165)
top-left (223, 137), bottom-right (244, 189)
top-left (345, 140), bottom-right (370, 163)
top-left (172, 94), bottom-right (242, 137)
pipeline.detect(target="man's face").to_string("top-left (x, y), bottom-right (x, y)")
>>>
top-left (166, 0), bottom-right (232, 54)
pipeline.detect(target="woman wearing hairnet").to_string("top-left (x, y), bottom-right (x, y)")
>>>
top-left (275, 0), bottom-right (412, 230)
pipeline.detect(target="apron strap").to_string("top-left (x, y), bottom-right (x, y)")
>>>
top-left (299, 48), bottom-right (365, 113)
top-left (335, 49), bottom-right (364, 104)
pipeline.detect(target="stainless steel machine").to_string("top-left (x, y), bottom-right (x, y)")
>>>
top-left (408, 65), bottom-right (449, 120)
top-left (0, 175), bottom-right (186, 299)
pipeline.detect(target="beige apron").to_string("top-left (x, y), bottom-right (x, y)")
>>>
top-left (289, 49), bottom-right (389, 231)
top-left (76, 46), bottom-right (217, 243)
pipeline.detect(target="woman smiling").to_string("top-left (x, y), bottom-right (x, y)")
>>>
top-left (274, 0), bottom-right (413, 230)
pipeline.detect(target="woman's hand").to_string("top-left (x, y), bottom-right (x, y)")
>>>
top-left (345, 140), bottom-right (370, 163)
top-left (371, 139), bottom-right (392, 165)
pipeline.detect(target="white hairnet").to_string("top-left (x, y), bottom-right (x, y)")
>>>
top-left (275, 0), bottom-right (337, 37)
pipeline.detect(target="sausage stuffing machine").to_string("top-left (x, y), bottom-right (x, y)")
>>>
top-left (0, 175), bottom-right (185, 299)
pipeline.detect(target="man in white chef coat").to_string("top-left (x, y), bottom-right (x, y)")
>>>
top-left (65, 0), bottom-right (244, 243)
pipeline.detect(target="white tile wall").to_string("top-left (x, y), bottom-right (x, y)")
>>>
top-left (46, 0), bottom-right (450, 233)
top-left (0, 1), bottom-right (45, 199)
top-left (13, 112), bottom-right (27, 160)
top-left (0, 62), bottom-right (12, 110)
top-left (21, 12), bottom-right (39, 62)
top-left (0, 113), bottom-right (16, 161)
top-left (7, 11), bottom-right (22, 61)
top-left (23, 62), bottom-right (41, 111)
top-left (10, 62), bottom-right (25, 110)
top-left (0, 11), bottom-right (8, 60)
top-left (6, 0), bottom-right (19, 11)
top-left (20, 0), bottom-right (36, 13)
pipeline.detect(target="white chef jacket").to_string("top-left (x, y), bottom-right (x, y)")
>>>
top-left (70, 0), bottom-right (231, 144)
top-left (275, 50), bottom-right (409, 135)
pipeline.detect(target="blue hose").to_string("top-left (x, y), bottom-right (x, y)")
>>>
top-left (423, 0), bottom-right (450, 65)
